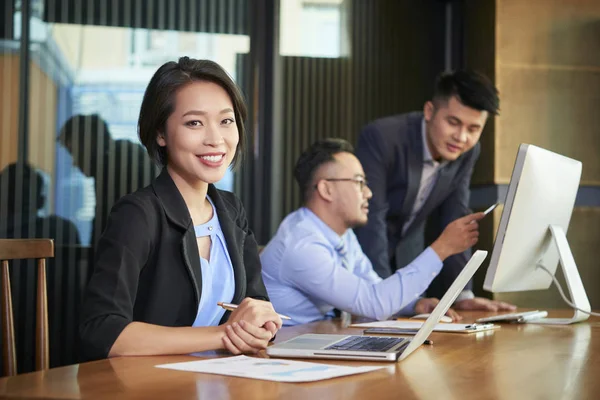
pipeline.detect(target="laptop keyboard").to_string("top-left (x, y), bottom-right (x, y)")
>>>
top-left (324, 335), bottom-right (407, 352)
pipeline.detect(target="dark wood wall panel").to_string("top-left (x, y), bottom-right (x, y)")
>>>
top-left (43, 0), bottom-right (248, 34)
top-left (276, 0), bottom-right (447, 219)
top-left (462, 0), bottom-right (497, 186)
top-left (280, 57), bottom-right (351, 215)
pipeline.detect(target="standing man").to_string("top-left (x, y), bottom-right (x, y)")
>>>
top-left (355, 70), bottom-right (515, 311)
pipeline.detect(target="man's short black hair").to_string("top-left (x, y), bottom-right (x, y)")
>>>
top-left (433, 70), bottom-right (500, 115)
top-left (294, 138), bottom-right (355, 203)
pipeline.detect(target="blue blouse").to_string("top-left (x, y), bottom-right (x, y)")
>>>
top-left (192, 196), bottom-right (235, 327)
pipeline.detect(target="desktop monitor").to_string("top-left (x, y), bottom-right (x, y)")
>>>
top-left (483, 144), bottom-right (591, 324)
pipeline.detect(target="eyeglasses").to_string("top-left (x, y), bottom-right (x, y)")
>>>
top-left (317, 177), bottom-right (369, 191)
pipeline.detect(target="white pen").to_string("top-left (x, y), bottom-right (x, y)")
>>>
top-left (517, 310), bottom-right (548, 323)
top-left (464, 323), bottom-right (495, 330)
top-left (483, 203), bottom-right (499, 216)
top-left (471, 203), bottom-right (499, 224)
top-left (217, 301), bottom-right (292, 320)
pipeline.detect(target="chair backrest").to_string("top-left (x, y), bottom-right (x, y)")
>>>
top-left (0, 239), bottom-right (53, 376)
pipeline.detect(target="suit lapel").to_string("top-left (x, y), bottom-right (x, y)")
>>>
top-left (181, 228), bottom-right (202, 306)
top-left (409, 162), bottom-right (460, 233)
top-left (401, 119), bottom-right (424, 220)
top-left (152, 168), bottom-right (202, 306)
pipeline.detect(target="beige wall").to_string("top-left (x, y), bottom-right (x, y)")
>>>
top-left (468, 0), bottom-right (600, 308)
top-left (496, 0), bottom-right (600, 185)
top-left (0, 55), bottom-right (20, 172)
top-left (0, 54), bottom-right (58, 209)
top-left (28, 61), bottom-right (58, 209)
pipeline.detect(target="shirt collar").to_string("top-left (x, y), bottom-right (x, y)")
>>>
top-left (300, 207), bottom-right (347, 248)
top-left (193, 195), bottom-right (221, 236)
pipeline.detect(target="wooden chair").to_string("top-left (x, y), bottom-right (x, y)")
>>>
top-left (0, 239), bottom-right (53, 376)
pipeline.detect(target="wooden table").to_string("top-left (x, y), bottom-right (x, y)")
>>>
top-left (0, 310), bottom-right (599, 399)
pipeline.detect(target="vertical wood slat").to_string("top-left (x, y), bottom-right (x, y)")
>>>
top-left (36, 259), bottom-right (48, 371)
top-left (0, 239), bottom-right (53, 376)
top-left (1, 259), bottom-right (16, 376)
top-left (275, 0), bottom-right (449, 219)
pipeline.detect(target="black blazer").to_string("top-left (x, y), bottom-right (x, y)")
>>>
top-left (79, 169), bottom-right (269, 361)
top-left (354, 112), bottom-right (480, 297)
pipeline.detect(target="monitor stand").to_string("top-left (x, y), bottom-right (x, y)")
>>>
top-left (529, 225), bottom-right (591, 325)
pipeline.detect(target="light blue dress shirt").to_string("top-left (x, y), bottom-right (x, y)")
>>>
top-left (260, 207), bottom-right (443, 326)
top-left (192, 196), bottom-right (235, 327)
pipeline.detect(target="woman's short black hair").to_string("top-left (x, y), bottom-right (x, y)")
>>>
top-left (294, 138), bottom-right (355, 202)
top-left (138, 57), bottom-right (248, 169)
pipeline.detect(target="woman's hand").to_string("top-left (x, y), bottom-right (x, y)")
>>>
top-left (221, 298), bottom-right (282, 354)
top-left (226, 297), bottom-right (283, 329)
top-left (222, 320), bottom-right (273, 354)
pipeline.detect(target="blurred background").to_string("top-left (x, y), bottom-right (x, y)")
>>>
top-left (0, 0), bottom-right (598, 374)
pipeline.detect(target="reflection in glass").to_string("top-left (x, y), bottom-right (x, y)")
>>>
top-left (1, 0), bottom-right (252, 373)
top-left (0, 162), bottom-right (80, 244)
top-left (45, 25), bottom-right (248, 244)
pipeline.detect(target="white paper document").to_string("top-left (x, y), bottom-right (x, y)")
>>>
top-left (155, 355), bottom-right (385, 383)
top-left (350, 321), bottom-right (499, 333)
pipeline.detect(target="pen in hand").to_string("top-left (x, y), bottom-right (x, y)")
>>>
top-left (464, 323), bottom-right (494, 330)
top-left (217, 302), bottom-right (292, 320)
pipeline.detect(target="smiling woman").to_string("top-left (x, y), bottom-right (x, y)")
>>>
top-left (79, 57), bottom-right (283, 361)
top-left (157, 80), bottom-right (239, 189)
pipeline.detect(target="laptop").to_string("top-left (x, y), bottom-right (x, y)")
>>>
top-left (266, 250), bottom-right (488, 362)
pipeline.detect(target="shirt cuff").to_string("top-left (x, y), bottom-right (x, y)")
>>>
top-left (392, 246), bottom-right (443, 309)
top-left (455, 290), bottom-right (475, 302)
top-left (425, 245), bottom-right (443, 264)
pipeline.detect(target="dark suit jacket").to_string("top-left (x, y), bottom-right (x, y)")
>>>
top-left (354, 112), bottom-right (480, 298)
top-left (79, 169), bottom-right (269, 361)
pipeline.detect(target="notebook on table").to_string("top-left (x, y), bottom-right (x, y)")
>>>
top-left (266, 250), bottom-right (488, 362)
top-left (351, 320), bottom-right (499, 334)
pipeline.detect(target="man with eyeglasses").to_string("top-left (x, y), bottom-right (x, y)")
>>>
top-left (355, 70), bottom-right (515, 312)
top-left (260, 138), bottom-right (484, 325)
